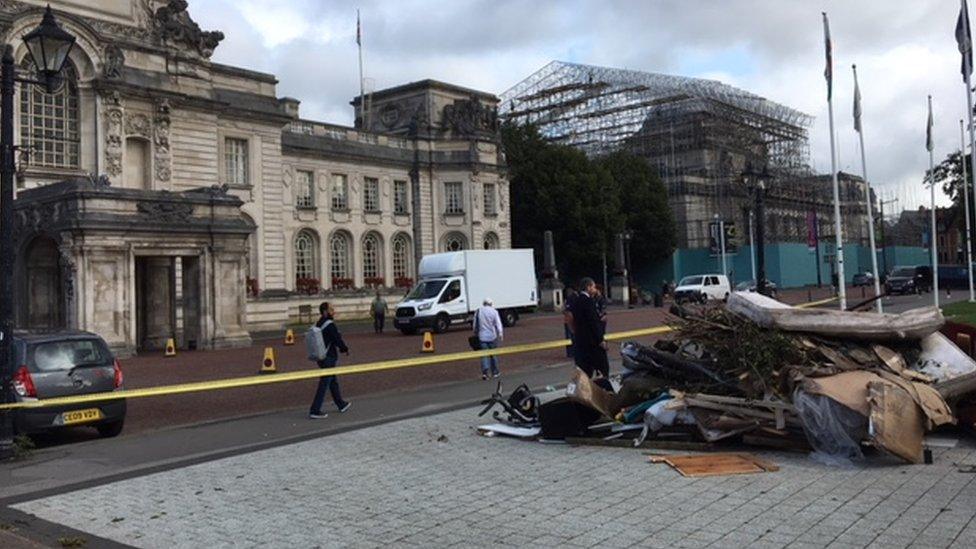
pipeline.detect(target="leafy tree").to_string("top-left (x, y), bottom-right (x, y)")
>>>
top-left (501, 122), bottom-right (675, 284)
top-left (933, 150), bottom-right (976, 257)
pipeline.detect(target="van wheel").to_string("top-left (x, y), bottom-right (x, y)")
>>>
top-left (434, 314), bottom-right (450, 334)
top-left (501, 310), bottom-right (518, 327)
top-left (399, 327), bottom-right (416, 336)
top-left (723, 292), bottom-right (730, 302)
top-left (97, 419), bottom-right (124, 438)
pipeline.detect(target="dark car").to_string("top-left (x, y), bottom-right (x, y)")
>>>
top-left (884, 266), bottom-right (933, 295)
top-left (852, 272), bottom-right (875, 287)
top-left (10, 331), bottom-right (126, 438)
top-left (937, 265), bottom-right (970, 289)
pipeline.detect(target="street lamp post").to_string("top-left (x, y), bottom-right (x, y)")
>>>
top-left (0, 6), bottom-right (76, 459)
top-left (621, 230), bottom-right (633, 307)
top-left (743, 162), bottom-right (770, 296)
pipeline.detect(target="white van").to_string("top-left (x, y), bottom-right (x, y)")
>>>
top-left (673, 274), bottom-right (731, 303)
top-left (394, 250), bottom-right (538, 334)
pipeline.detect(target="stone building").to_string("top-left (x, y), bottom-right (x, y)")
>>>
top-left (3, 0), bottom-right (509, 354)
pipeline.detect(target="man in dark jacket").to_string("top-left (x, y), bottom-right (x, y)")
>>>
top-left (573, 277), bottom-right (610, 378)
top-left (309, 301), bottom-right (351, 419)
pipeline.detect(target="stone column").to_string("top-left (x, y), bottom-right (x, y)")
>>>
top-left (538, 230), bottom-right (564, 311)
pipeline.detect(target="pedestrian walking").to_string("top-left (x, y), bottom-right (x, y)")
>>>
top-left (307, 301), bottom-right (351, 419)
top-left (563, 287), bottom-right (578, 358)
top-left (370, 291), bottom-right (388, 334)
top-left (573, 277), bottom-right (610, 378)
top-left (474, 297), bottom-right (504, 380)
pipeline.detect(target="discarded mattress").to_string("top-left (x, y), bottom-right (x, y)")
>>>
top-left (726, 291), bottom-right (943, 341)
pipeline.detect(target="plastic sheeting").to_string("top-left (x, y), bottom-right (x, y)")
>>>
top-left (793, 389), bottom-right (868, 466)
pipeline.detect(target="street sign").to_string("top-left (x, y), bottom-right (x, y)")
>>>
top-left (709, 221), bottom-right (738, 256)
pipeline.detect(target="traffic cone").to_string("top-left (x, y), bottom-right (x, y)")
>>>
top-left (261, 347), bottom-right (277, 373)
top-left (284, 329), bottom-right (295, 345)
top-left (164, 338), bottom-right (177, 357)
top-left (421, 331), bottom-right (435, 353)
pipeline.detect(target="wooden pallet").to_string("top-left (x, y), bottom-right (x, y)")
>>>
top-left (648, 452), bottom-right (779, 477)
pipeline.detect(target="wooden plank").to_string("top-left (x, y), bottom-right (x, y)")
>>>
top-left (649, 452), bottom-right (779, 477)
top-left (566, 436), bottom-right (716, 452)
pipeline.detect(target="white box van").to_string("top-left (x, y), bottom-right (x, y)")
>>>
top-left (394, 250), bottom-right (538, 334)
top-left (673, 274), bottom-right (731, 303)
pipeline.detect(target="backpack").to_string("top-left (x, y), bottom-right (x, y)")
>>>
top-left (305, 320), bottom-right (334, 361)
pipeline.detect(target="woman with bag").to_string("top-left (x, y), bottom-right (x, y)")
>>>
top-left (473, 297), bottom-right (503, 380)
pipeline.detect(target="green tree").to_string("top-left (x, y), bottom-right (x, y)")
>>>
top-left (933, 150), bottom-right (975, 257)
top-left (501, 122), bottom-right (675, 283)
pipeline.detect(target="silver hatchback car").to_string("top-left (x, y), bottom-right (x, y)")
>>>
top-left (11, 331), bottom-right (127, 438)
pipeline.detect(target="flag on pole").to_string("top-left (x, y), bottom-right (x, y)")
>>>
top-left (958, 0), bottom-right (973, 80)
top-left (823, 12), bottom-right (833, 101)
top-left (853, 65), bottom-right (862, 133)
top-left (356, 9), bottom-right (362, 46)
top-left (927, 96), bottom-right (934, 153)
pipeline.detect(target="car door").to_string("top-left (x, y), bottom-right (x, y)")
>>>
top-left (705, 276), bottom-right (719, 299)
top-left (438, 278), bottom-right (467, 319)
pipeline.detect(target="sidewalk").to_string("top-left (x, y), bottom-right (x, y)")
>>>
top-left (8, 401), bottom-right (976, 548)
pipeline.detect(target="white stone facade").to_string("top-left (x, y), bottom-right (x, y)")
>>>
top-left (3, 1), bottom-right (511, 343)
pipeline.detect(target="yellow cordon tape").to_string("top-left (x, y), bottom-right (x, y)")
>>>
top-left (0, 296), bottom-right (837, 411)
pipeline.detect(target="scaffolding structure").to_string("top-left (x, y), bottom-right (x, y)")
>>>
top-left (499, 61), bottom-right (872, 253)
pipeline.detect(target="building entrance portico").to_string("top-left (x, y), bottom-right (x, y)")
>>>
top-left (13, 178), bottom-right (254, 355)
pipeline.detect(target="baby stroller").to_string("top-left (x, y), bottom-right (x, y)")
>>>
top-left (478, 382), bottom-right (540, 426)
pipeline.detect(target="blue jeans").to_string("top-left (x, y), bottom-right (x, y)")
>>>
top-left (480, 340), bottom-right (499, 376)
top-left (309, 356), bottom-right (347, 414)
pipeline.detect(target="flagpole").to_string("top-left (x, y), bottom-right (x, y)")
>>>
top-left (357, 9), bottom-right (365, 128)
top-left (852, 65), bottom-right (882, 312)
top-left (929, 95), bottom-right (940, 308)
top-left (962, 119), bottom-right (975, 301)
top-left (824, 13), bottom-right (846, 310)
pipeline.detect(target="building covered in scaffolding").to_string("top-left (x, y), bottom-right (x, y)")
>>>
top-left (501, 61), bottom-right (885, 286)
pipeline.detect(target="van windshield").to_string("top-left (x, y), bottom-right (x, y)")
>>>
top-left (29, 339), bottom-right (110, 373)
top-left (407, 280), bottom-right (447, 300)
top-left (679, 276), bottom-right (703, 286)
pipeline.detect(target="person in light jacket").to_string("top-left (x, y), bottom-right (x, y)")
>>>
top-left (474, 297), bottom-right (504, 380)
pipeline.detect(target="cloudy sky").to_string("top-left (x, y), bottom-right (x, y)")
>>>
top-left (191, 0), bottom-right (973, 213)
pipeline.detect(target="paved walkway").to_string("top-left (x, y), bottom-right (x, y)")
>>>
top-left (10, 403), bottom-right (976, 548)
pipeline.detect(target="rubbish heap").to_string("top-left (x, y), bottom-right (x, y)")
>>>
top-left (479, 292), bottom-right (976, 466)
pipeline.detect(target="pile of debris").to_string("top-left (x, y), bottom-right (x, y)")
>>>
top-left (479, 292), bottom-right (976, 466)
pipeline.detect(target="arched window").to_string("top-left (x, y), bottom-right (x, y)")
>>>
top-left (20, 58), bottom-right (80, 169)
top-left (362, 232), bottom-right (383, 280)
top-left (392, 234), bottom-right (411, 279)
top-left (294, 230), bottom-right (318, 284)
top-left (483, 232), bottom-right (500, 250)
top-left (443, 232), bottom-right (467, 252)
top-left (330, 232), bottom-right (351, 280)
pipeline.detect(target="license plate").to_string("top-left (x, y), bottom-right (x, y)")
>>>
top-left (61, 408), bottom-right (103, 425)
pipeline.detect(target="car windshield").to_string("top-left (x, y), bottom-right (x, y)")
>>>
top-left (28, 339), bottom-right (110, 373)
top-left (679, 276), bottom-right (703, 286)
top-left (891, 268), bottom-right (915, 277)
top-left (406, 279), bottom-right (447, 300)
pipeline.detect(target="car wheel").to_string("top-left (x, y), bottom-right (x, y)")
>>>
top-left (434, 314), bottom-right (450, 334)
top-left (723, 292), bottom-right (730, 302)
top-left (97, 419), bottom-right (124, 438)
top-left (501, 309), bottom-right (518, 327)
top-left (399, 327), bottom-right (416, 336)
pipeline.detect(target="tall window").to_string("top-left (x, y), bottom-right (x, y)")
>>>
top-left (394, 180), bottom-right (408, 214)
top-left (295, 170), bottom-right (315, 208)
top-left (294, 230), bottom-right (317, 282)
top-left (332, 174), bottom-right (348, 210)
top-left (20, 59), bottom-right (79, 169)
top-left (362, 233), bottom-right (382, 279)
top-left (330, 232), bottom-right (351, 279)
top-left (392, 234), bottom-right (411, 279)
top-left (225, 137), bottom-right (249, 186)
top-left (483, 183), bottom-right (497, 215)
top-left (444, 232), bottom-right (466, 252)
top-left (483, 232), bottom-right (499, 250)
top-left (445, 182), bottom-right (464, 214)
top-left (364, 177), bottom-right (380, 212)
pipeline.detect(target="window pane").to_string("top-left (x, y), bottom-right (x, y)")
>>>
top-left (225, 138), bottom-right (249, 186)
top-left (394, 180), bottom-right (408, 214)
top-left (445, 182), bottom-right (463, 214)
top-left (294, 231), bottom-right (317, 283)
top-left (392, 235), bottom-right (409, 278)
top-left (20, 60), bottom-right (80, 169)
top-left (332, 174), bottom-right (348, 210)
top-left (296, 170), bottom-right (314, 208)
top-left (364, 177), bottom-right (379, 212)
top-left (483, 183), bottom-right (496, 215)
top-left (363, 234), bottom-right (381, 279)
top-left (330, 233), bottom-right (349, 279)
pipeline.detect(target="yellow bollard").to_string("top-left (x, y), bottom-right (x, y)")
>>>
top-left (284, 329), bottom-right (295, 345)
top-left (421, 331), bottom-right (435, 353)
top-left (261, 347), bottom-right (277, 374)
top-left (164, 338), bottom-right (177, 357)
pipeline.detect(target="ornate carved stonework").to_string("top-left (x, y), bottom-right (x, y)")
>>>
top-left (154, 100), bottom-right (172, 182)
top-left (125, 113), bottom-right (151, 138)
top-left (103, 44), bottom-right (124, 79)
top-left (442, 96), bottom-right (498, 136)
top-left (84, 173), bottom-right (112, 188)
top-left (136, 201), bottom-right (193, 223)
top-left (151, 0), bottom-right (224, 58)
top-left (103, 92), bottom-right (124, 178)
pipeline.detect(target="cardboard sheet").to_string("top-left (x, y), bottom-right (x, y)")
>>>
top-left (868, 381), bottom-right (926, 464)
top-left (566, 367), bottom-right (617, 418)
